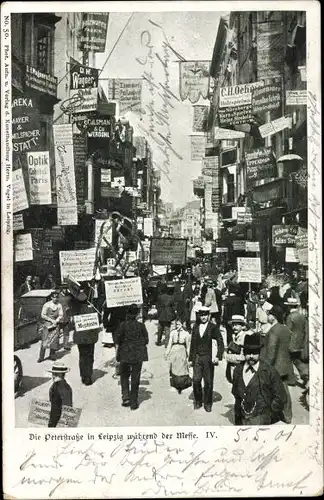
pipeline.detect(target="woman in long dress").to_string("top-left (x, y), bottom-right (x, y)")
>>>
top-left (165, 318), bottom-right (191, 394)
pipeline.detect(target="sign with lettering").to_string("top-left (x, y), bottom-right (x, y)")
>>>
top-left (252, 83), bottom-right (282, 114)
top-left (245, 147), bottom-right (277, 182)
top-left (27, 151), bottom-right (51, 205)
top-left (285, 247), bottom-right (299, 263)
top-left (13, 168), bottom-right (29, 213)
top-left (12, 96), bottom-right (41, 155)
top-left (101, 186), bottom-right (121, 198)
top-left (190, 135), bottom-right (206, 161)
top-left (86, 116), bottom-right (111, 138)
top-left (192, 105), bottom-right (209, 132)
top-left (219, 81), bottom-right (265, 108)
top-left (73, 134), bottom-right (87, 213)
top-left (14, 233), bottom-right (33, 262)
top-left (59, 248), bottom-right (96, 282)
top-left (215, 247), bottom-right (228, 253)
top-left (245, 241), bottom-right (260, 252)
top-left (78, 13), bottom-right (109, 52)
top-left (179, 61), bottom-right (210, 103)
top-left (259, 116), bottom-right (292, 138)
top-left (101, 169), bottom-right (111, 183)
top-left (202, 156), bottom-right (219, 177)
top-left (28, 399), bottom-right (81, 427)
top-left (150, 238), bottom-right (187, 265)
top-left (272, 225), bottom-right (299, 246)
top-left (69, 59), bottom-right (99, 114)
top-left (257, 31), bottom-right (284, 80)
top-left (295, 228), bottom-right (308, 265)
top-left (13, 214), bottom-right (24, 231)
top-left (286, 90), bottom-right (308, 106)
top-left (108, 79), bottom-right (143, 115)
top-left (233, 240), bottom-right (246, 251)
top-left (202, 241), bottom-right (212, 254)
top-left (53, 124), bottom-right (78, 225)
top-left (104, 277), bottom-right (143, 308)
top-left (219, 105), bottom-right (253, 127)
top-left (237, 257), bottom-right (262, 283)
top-left (25, 65), bottom-right (57, 98)
top-left (74, 313), bottom-right (99, 332)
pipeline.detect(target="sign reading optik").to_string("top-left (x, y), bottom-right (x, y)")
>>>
top-left (27, 151), bottom-right (52, 205)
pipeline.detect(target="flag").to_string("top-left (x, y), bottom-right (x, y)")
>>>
top-left (179, 61), bottom-right (210, 103)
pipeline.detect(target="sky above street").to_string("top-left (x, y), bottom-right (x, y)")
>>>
top-left (96, 11), bottom-right (225, 208)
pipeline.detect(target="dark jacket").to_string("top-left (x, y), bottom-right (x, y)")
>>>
top-left (48, 379), bottom-right (73, 427)
top-left (114, 319), bottom-right (149, 363)
top-left (232, 360), bottom-right (287, 425)
top-left (189, 321), bottom-right (224, 362)
top-left (72, 302), bottom-right (100, 345)
top-left (261, 322), bottom-right (293, 377)
top-left (157, 293), bottom-right (176, 323)
top-left (246, 299), bottom-right (257, 325)
top-left (223, 294), bottom-right (245, 325)
top-left (286, 310), bottom-right (307, 352)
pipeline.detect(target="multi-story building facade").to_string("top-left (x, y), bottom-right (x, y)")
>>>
top-left (169, 200), bottom-right (201, 246)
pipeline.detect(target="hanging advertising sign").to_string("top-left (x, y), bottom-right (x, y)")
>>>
top-left (237, 257), bottom-right (262, 283)
top-left (73, 134), bottom-right (87, 213)
top-left (108, 79), bottom-right (143, 115)
top-left (25, 65), bottom-right (57, 98)
top-left (86, 116), bottom-right (111, 138)
top-left (219, 105), bottom-right (252, 127)
top-left (27, 151), bottom-right (52, 205)
top-left (101, 169), bottom-right (111, 183)
top-left (59, 248), bottom-right (96, 282)
top-left (219, 81), bottom-right (265, 108)
top-left (286, 90), bottom-right (308, 106)
top-left (143, 218), bottom-right (153, 237)
top-left (192, 105), bottom-right (209, 132)
top-left (13, 168), bottom-right (29, 213)
top-left (202, 241), bottom-right (212, 254)
top-left (53, 124), bottom-right (78, 225)
top-left (285, 247), bottom-right (299, 263)
top-left (101, 186), bottom-right (121, 198)
top-left (179, 61), bottom-right (210, 103)
top-left (190, 135), bottom-right (206, 161)
top-left (69, 59), bottom-right (98, 114)
top-left (215, 247), bottom-right (228, 253)
top-left (78, 13), bottom-right (109, 53)
top-left (295, 228), bottom-right (308, 265)
top-left (13, 214), bottom-right (24, 231)
top-left (272, 225), bottom-right (299, 246)
top-left (14, 233), bottom-right (33, 262)
top-left (257, 31), bottom-right (284, 80)
top-left (245, 241), bottom-right (260, 252)
top-left (202, 156), bottom-right (219, 177)
top-left (12, 96), bottom-right (41, 157)
top-left (259, 116), bottom-right (292, 138)
top-left (150, 238), bottom-right (187, 265)
top-left (245, 147), bottom-right (277, 182)
top-left (252, 82), bottom-right (282, 114)
top-left (104, 277), bottom-right (143, 308)
top-left (233, 240), bottom-right (246, 251)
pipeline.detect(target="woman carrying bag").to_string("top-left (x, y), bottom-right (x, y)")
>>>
top-left (165, 317), bottom-right (192, 394)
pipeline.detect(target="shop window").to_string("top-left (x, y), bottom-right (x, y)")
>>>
top-left (35, 24), bottom-right (52, 73)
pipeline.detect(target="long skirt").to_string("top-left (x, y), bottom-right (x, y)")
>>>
top-left (169, 344), bottom-right (191, 391)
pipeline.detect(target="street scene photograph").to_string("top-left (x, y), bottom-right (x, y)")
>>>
top-left (11, 9), bottom-right (310, 428)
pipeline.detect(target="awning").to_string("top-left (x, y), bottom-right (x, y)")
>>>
top-left (277, 154), bottom-right (303, 162)
top-left (214, 127), bottom-right (245, 140)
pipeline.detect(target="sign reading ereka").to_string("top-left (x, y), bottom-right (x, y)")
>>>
top-left (150, 238), bottom-right (187, 265)
top-left (104, 277), bottom-right (143, 308)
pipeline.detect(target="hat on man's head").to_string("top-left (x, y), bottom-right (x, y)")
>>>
top-left (243, 333), bottom-right (262, 354)
top-left (50, 289), bottom-right (60, 299)
top-left (47, 362), bottom-right (70, 374)
top-left (197, 305), bottom-right (210, 315)
top-left (127, 303), bottom-right (139, 316)
top-left (284, 297), bottom-right (299, 306)
top-left (229, 314), bottom-right (248, 326)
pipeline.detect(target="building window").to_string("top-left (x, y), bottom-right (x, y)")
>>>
top-left (35, 24), bottom-right (52, 73)
top-left (227, 174), bottom-right (235, 203)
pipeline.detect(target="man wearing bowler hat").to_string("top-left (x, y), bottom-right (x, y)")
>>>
top-left (232, 333), bottom-right (287, 425)
top-left (189, 306), bottom-right (224, 412)
top-left (47, 362), bottom-right (73, 428)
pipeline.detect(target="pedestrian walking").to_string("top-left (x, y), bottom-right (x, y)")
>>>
top-left (223, 283), bottom-right (245, 346)
top-left (71, 289), bottom-right (100, 385)
top-left (182, 276), bottom-right (194, 329)
top-left (156, 283), bottom-right (176, 347)
top-left (189, 306), bottom-right (224, 412)
top-left (255, 291), bottom-right (273, 335)
top-left (47, 362), bottom-right (73, 428)
top-left (38, 290), bottom-right (63, 363)
top-left (261, 305), bottom-right (294, 423)
top-left (204, 279), bottom-right (219, 324)
top-left (190, 285), bottom-right (203, 331)
top-left (246, 290), bottom-right (258, 329)
top-left (232, 333), bottom-right (287, 425)
top-left (114, 304), bottom-right (149, 410)
top-left (225, 315), bottom-right (253, 384)
top-left (165, 317), bottom-right (191, 394)
top-left (285, 297), bottom-right (309, 387)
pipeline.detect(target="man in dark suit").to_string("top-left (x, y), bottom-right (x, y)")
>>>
top-left (261, 305), bottom-right (293, 423)
top-left (223, 283), bottom-right (245, 345)
top-left (48, 362), bottom-right (73, 427)
top-left (189, 306), bottom-right (224, 412)
top-left (232, 333), bottom-right (287, 425)
top-left (114, 304), bottom-right (149, 410)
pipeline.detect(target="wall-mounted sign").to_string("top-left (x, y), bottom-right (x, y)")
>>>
top-left (272, 225), bottom-right (299, 246)
top-left (13, 214), bottom-right (24, 231)
top-left (219, 81), bottom-right (265, 108)
top-left (286, 90), bottom-right (307, 106)
top-left (245, 241), bottom-right (260, 252)
top-left (73, 134), bottom-right (87, 213)
top-left (285, 247), bottom-right (299, 263)
top-left (78, 13), bottom-right (109, 53)
top-left (295, 228), bottom-right (308, 266)
top-left (150, 238), bottom-right (187, 265)
top-left (27, 151), bottom-right (52, 205)
top-left (12, 96), bottom-right (41, 155)
top-left (14, 233), bottom-right (33, 262)
top-left (13, 168), bottom-right (29, 213)
top-left (192, 105), bottom-right (209, 132)
top-left (245, 147), bottom-right (277, 182)
top-left (252, 82), bottom-right (282, 114)
top-left (25, 65), bottom-right (57, 98)
top-left (133, 136), bottom-right (147, 159)
top-left (257, 31), bottom-right (284, 80)
top-left (233, 240), bottom-right (246, 251)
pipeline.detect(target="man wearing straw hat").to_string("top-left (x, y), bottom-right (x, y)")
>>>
top-left (47, 362), bottom-right (73, 428)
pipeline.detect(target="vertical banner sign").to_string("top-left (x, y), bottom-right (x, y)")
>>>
top-left (73, 134), bottom-right (87, 213)
top-left (53, 124), bottom-right (78, 226)
top-left (190, 135), bottom-right (206, 161)
top-left (179, 61), bottom-right (211, 103)
top-left (27, 151), bottom-right (52, 205)
top-left (108, 79), bottom-right (142, 115)
top-left (133, 136), bottom-right (147, 158)
top-left (257, 30), bottom-right (284, 80)
top-left (78, 13), bottom-right (109, 53)
top-left (218, 81), bottom-right (265, 127)
top-left (13, 168), bottom-right (29, 213)
top-left (192, 105), bottom-right (209, 132)
top-left (245, 147), bottom-right (277, 183)
top-left (12, 96), bottom-right (41, 167)
top-left (252, 82), bottom-right (282, 114)
top-left (69, 59), bottom-right (98, 114)
top-left (14, 233), bottom-right (33, 262)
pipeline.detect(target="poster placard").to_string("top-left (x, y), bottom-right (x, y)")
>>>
top-left (104, 277), bottom-right (143, 308)
top-left (190, 135), bottom-right (206, 161)
top-left (27, 151), bottom-right (52, 205)
top-left (59, 248), bottom-right (96, 282)
top-left (14, 233), bottom-right (33, 262)
top-left (13, 214), bottom-right (24, 231)
top-left (259, 116), bottom-right (292, 138)
top-left (285, 247), bottom-right (299, 263)
top-left (150, 238), bottom-right (187, 265)
top-left (286, 90), bottom-right (308, 106)
top-left (74, 313), bottom-right (99, 332)
top-left (108, 79), bottom-right (143, 115)
top-left (192, 105), bottom-right (209, 132)
top-left (13, 168), bottom-right (29, 213)
top-left (28, 399), bottom-right (81, 427)
top-left (295, 228), bottom-right (308, 266)
top-left (237, 257), bottom-right (262, 283)
top-left (245, 241), bottom-right (260, 252)
top-left (233, 240), bottom-right (246, 251)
